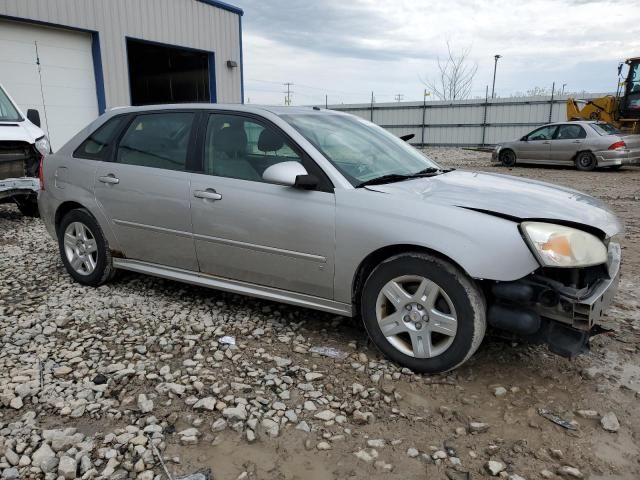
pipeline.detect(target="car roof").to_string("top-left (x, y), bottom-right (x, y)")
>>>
top-left (106, 103), bottom-right (344, 117)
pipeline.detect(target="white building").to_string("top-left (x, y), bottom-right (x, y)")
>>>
top-left (0, 0), bottom-right (244, 149)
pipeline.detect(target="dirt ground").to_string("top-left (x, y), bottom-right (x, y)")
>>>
top-left (1, 149), bottom-right (639, 480)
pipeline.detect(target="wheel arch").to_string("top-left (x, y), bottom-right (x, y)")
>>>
top-left (55, 201), bottom-right (88, 234)
top-left (351, 244), bottom-right (471, 316)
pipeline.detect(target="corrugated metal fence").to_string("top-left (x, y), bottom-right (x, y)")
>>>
top-left (327, 93), bottom-right (609, 147)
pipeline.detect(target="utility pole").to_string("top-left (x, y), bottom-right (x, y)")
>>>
top-left (561, 83), bottom-right (567, 95)
top-left (325, 94), bottom-right (328, 109)
top-left (283, 82), bottom-right (294, 106)
top-left (370, 91), bottom-right (374, 122)
top-left (491, 54), bottom-right (502, 99)
top-left (394, 93), bottom-right (404, 102)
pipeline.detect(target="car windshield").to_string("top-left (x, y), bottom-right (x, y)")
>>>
top-left (281, 113), bottom-right (440, 186)
top-left (590, 122), bottom-right (621, 136)
top-left (0, 86), bottom-right (22, 122)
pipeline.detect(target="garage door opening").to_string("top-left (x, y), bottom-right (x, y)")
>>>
top-left (126, 38), bottom-right (214, 106)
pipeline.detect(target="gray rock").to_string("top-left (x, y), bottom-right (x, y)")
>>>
top-left (314, 410), bottom-right (336, 421)
top-left (600, 412), bottom-right (620, 432)
top-left (194, 397), bottom-right (216, 411)
top-left (485, 460), bottom-right (505, 476)
top-left (407, 447), bottom-right (419, 458)
top-left (211, 418), bottom-right (227, 432)
top-left (469, 422), bottom-right (490, 433)
top-left (32, 442), bottom-right (58, 473)
top-left (223, 405), bottom-right (247, 421)
top-left (305, 372), bottom-right (324, 381)
top-left (262, 418), bottom-right (280, 437)
top-left (353, 449), bottom-right (379, 463)
top-left (4, 448), bottom-right (19, 466)
top-left (296, 421), bottom-right (311, 432)
top-left (558, 466), bottom-right (583, 479)
top-left (138, 394), bottom-right (154, 413)
top-left (58, 455), bottom-right (78, 480)
top-left (494, 386), bottom-right (507, 397)
top-left (1, 468), bottom-right (19, 480)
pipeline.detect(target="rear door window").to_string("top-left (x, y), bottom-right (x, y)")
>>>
top-left (116, 113), bottom-right (195, 171)
top-left (555, 124), bottom-right (586, 140)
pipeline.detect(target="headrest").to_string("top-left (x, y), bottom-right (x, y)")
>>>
top-left (216, 124), bottom-right (247, 156)
top-left (257, 128), bottom-right (284, 152)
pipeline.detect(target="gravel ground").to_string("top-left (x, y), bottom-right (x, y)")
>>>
top-left (1, 149), bottom-right (639, 480)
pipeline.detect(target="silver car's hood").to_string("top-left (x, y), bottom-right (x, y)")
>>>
top-left (365, 170), bottom-right (623, 237)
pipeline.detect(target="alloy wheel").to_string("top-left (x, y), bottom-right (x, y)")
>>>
top-left (63, 221), bottom-right (98, 275)
top-left (375, 275), bottom-right (458, 358)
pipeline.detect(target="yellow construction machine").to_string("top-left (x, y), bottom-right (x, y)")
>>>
top-left (567, 57), bottom-right (640, 133)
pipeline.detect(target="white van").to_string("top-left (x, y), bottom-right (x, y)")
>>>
top-left (0, 83), bottom-right (50, 216)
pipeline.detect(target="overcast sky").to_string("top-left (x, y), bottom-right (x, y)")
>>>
top-left (234, 0), bottom-right (640, 105)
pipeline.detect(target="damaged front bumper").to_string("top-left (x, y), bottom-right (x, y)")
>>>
top-left (0, 177), bottom-right (40, 201)
top-left (487, 242), bottom-right (621, 357)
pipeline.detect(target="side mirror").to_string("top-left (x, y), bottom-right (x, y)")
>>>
top-left (520, 136), bottom-right (528, 141)
top-left (262, 161), bottom-right (317, 189)
top-left (26, 109), bottom-right (41, 128)
top-left (399, 133), bottom-right (415, 142)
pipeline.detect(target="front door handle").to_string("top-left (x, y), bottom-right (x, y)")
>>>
top-left (572, 140), bottom-right (583, 143)
top-left (98, 175), bottom-right (120, 185)
top-left (542, 141), bottom-right (551, 144)
top-left (194, 189), bottom-right (222, 201)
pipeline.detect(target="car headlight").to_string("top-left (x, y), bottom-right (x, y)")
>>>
top-left (521, 221), bottom-right (608, 268)
top-left (35, 136), bottom-right (50, 156)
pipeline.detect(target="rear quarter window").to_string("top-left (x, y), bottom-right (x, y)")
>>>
top-left (74, 116), bottom-right (128, 160)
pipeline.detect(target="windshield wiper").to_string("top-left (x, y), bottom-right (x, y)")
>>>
top-left (356, 173), bottom-right (412, 188)
top-left (355, 167), bottom-right (454, 188)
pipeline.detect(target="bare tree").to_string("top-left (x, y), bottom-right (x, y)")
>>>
top-left (423, 42), bottom-right (478, 101)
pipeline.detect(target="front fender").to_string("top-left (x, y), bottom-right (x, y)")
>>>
top-left (334, 189), bottom-right (539, 304)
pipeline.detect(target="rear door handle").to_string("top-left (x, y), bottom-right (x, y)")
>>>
top-left (572, 140), bottom-right (583, 143)
top-left (98, 175), bottom-right (120, 185)
top-left (542, 141), bottom-right (551, 144)
top-left (194, 189), bottom-right (222, 201)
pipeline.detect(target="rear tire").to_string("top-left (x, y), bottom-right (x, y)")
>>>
top-left (499, 149), bottom-right (517, 167)
top-left (57, 208), bottom-right (115, 286)
top-left (360, 253), bottom-right (486, 374)
top-left (575, 151), bottom-right (596, 171)
top-left (14, 195), bottom-right (40, 217)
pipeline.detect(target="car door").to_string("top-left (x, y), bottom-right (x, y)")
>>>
top-left (516, 125), bottom-right (557, 162)
top-left (190, 112), bottom-right (336, 299)
top-left (550, 123), bottom-right (587, 163)
top-left (93, 111), bottom-right (198, 270)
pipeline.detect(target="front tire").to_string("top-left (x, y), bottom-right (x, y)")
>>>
top-left (361, 253), bottom-right (486, 373)
top-left (575, 151), bottom-right (596, 171)
top-left (57, 208), bottom-right (115, 286)
top-left (499, 149), bottom-right (517, 167)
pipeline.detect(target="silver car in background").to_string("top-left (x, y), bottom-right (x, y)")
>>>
top-left (493, 120), bottom-right (640, 170)
top-left (39, 105), bottom-right (623, 373)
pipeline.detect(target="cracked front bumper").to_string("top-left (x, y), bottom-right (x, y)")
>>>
top-left (0, 177), bottom-right (40, 200)
top-left (535, 242), bottom-right (621, 330)
top-left (487, 242), bottom-right (621, 357)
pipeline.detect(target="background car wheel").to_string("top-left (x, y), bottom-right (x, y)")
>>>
top-left (361, 253), bottom-right (486, 374)
top-left (14, 194), bottom-right (40, 217)
top-left (575, 151), bottom-right (597, 171)
top-left (499, 149), bottom-right (517, 167)
top-left (57, 208), bottom-right (115, 286)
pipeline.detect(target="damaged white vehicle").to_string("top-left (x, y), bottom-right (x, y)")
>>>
top-left (0, 83), bottom-right (50, 216)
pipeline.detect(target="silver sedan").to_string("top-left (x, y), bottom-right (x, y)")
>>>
top-left (39, 105), bottom-right (623, 373)
top-left (493, 121), bottom-right (640, 170)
